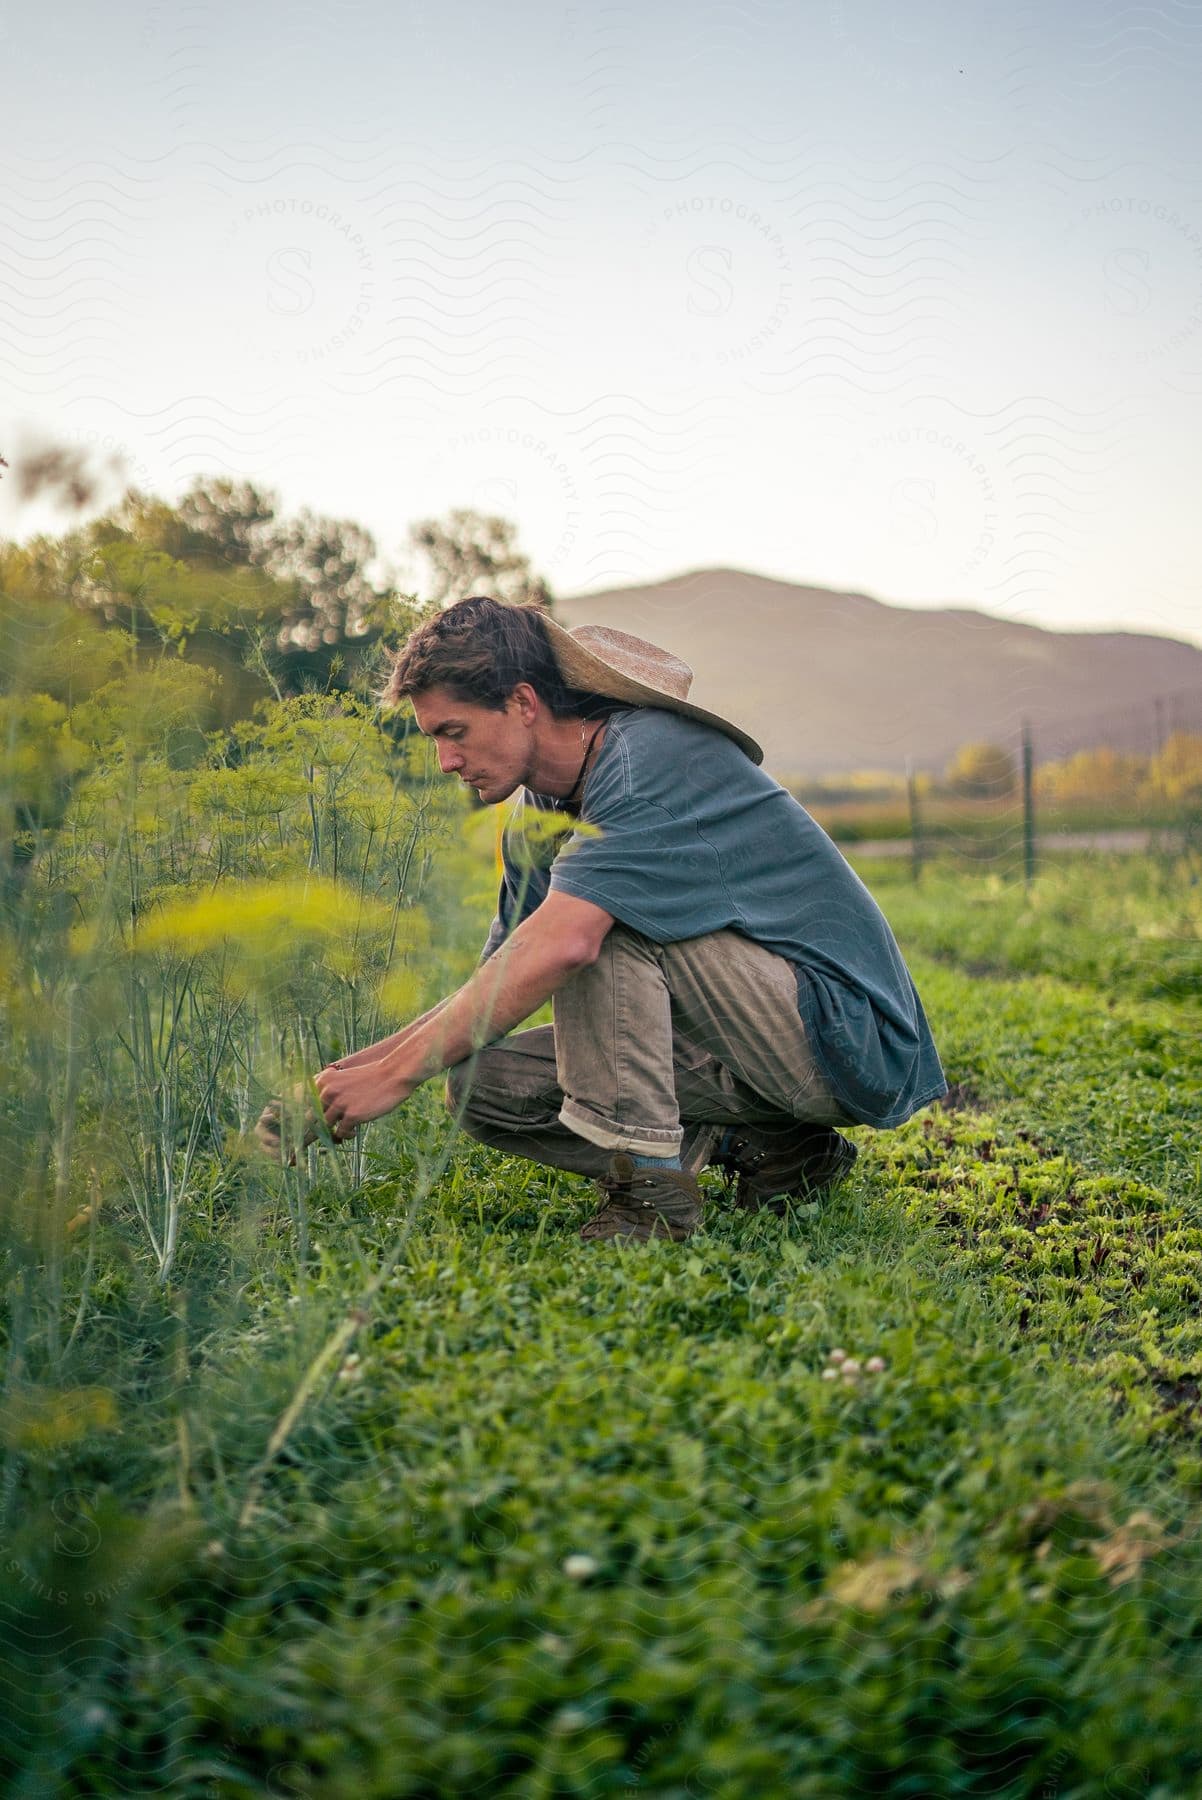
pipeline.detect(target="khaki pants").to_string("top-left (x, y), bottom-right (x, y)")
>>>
top-left (446, 923), bottom-right (851, 1179)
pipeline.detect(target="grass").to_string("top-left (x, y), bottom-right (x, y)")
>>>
top-left (851, 854), bottom-right (1202, 1006)
top-left (4, 726), bottom-right (1202, 1795)
top-left (7, 1136), bottom-right (1202, 1797)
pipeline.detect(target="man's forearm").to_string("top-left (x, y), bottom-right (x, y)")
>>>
top-left (335, 996), bottom-right (453, 1070)
top-left (380, 924), bottom-right (589, 1089)
top-left (312, 892), bottom-right (612, 1139)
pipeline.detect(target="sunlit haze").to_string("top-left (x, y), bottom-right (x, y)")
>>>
top-left (3, 0), bottom-right (1201, 644)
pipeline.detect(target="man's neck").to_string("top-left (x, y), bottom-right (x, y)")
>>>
top-left (530, 715), bottom-right (608, 801)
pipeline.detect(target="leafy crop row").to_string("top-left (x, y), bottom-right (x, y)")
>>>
top-left (8, 1139), bottom-right (1201, 1797)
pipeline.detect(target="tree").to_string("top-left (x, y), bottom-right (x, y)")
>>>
top-left (102, 479), bottom-right (277, 569)
top-left (1034, 745), bottom-right (1147, 807)
top-left (69, 479), bottom-right (410, 698)
top-left (5, 483), bottom-right (555, 711)
top-left (408, 509), bottom-right (552, 610)
top-left (174, 477), bottom-right (277, 564)
top-left (265, 507), bottom-right (394, 654)
top-left (945, 741), bottom-right (1017, 799)
top-left (115, 478), bottom-right (391, 641)
top-left (1150, 732), bottom-right (1202, 802)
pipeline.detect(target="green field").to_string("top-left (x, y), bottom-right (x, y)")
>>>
top-left (3, 697), bottom-right (1202, 1796)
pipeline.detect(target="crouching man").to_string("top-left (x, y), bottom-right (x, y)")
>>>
top-left (287, 595), bottom-right (947, 1243)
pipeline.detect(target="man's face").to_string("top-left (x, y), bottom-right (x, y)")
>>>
top-left (410, 684), bottom-right (534, 805)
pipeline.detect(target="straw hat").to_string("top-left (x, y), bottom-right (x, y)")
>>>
top-left (541, 618), bottom-right (763, 765)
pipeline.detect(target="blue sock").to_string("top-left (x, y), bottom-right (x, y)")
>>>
top-left (716, 1129), bottom-right (738, 1157)
top-left (631, 1152), bottom-right (683, 1170)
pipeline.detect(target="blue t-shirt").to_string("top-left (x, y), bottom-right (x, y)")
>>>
top-left (482, 707), bottom-right (946, 1128)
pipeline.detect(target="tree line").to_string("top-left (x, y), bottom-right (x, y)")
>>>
top-left (2, 477), bottom-right (551, 700)
top-left (0, 475), bottom-right (553, 881)
top-left (793, 736), bottom-right (1202, 807)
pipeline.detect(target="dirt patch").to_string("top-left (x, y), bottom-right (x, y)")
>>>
top-left (1150, 1372), bottom-right (1201, 1422)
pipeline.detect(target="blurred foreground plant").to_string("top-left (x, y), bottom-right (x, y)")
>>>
top-left (1, 664), bottom-right (454, 1368)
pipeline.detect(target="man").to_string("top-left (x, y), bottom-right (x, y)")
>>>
top-left (281, 595), bottom-right (946, 1243)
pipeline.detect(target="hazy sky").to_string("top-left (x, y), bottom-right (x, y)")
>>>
top-left (3, 0), bottom-right (1201, 645)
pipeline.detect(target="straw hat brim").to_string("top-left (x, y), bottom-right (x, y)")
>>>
top-left (541, 616), bottom-right (763, 765)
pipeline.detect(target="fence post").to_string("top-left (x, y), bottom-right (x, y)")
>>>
top-left (906, 758), bottom-right (923, 883)
top-left (1021, 721), bottom-right (1036, 886)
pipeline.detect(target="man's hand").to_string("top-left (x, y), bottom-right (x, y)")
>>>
top-left (255, 1083), bottom-right (321, 1161)
top-left (314, 1059), bottom-right (416, 1141)
top-left (257, 892), bottom-right (614, 1153)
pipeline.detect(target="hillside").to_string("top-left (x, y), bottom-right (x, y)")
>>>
top-left (556, 569), bottom-right (1202, 775)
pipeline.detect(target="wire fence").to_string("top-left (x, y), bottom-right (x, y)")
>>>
top-left (795, 687), bottom-right (1202, 882)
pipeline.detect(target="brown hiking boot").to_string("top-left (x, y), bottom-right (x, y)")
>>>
top-left (712, 1124), bottom-right (858, 1214)
top-left (579, 1153), bottom-right (704, 1243)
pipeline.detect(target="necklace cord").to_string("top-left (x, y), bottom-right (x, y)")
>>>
top-left (563, 718), bottom-right (600, 809)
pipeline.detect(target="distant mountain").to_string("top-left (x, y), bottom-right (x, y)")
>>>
top-left (556, 569), bottom-right (1202, 775)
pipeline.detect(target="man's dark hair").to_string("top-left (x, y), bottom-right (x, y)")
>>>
top-left (386, 595), bottom-right (620, 720)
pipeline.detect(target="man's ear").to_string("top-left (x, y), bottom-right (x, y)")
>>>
top-left (508, 682), bottom-right (540, 726)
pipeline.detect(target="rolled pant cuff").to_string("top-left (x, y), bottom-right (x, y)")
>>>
top-left (559, 1097), bottom-right (683, 1157)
